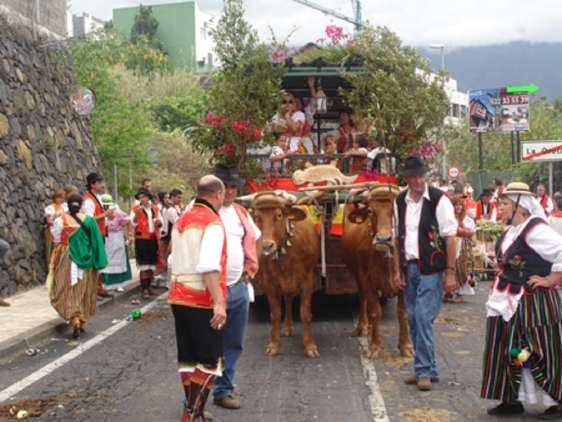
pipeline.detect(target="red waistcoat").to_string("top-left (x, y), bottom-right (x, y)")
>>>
top-left (168, 202), bottom-right (227, 309)
top-left (132, 204), bottom-right (160, 240)
top-left (84, 191), bottom-right (106, 236)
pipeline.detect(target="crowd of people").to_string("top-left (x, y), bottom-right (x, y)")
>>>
top-left (260, 79), bottom-right (391, 177)
top-left (38, 166), bottom-right (258, 421)
top-left (1, 145), bottom-right (562, 421)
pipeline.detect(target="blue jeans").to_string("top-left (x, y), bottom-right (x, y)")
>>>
top-left (213, 281), bottom-right (250, 399)
top-left (405, 263), bottom-right (444, 380)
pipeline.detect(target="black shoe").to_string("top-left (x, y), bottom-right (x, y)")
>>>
top-left (487, 402), bottom-right (524, 416)
top-left (538, 406), bottom-right (562, 421)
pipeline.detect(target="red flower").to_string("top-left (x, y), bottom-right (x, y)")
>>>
top-left (253, 127), bottom-right (263, 141)
top-left (205, 111), bottom-right (226, 128)
top-left (428, 232), bottom-right (434, 240)
top-left (232, 119), bottom-right (251, 135)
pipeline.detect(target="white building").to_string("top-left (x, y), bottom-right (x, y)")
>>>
top-left (194, 3), bottom-right (216, 69)
top-left (443, 76), bottom-right (468, 127)
top-left (70, 12), bottom-right (105, 37)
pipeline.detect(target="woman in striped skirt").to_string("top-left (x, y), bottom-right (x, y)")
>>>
top-left (48, 192), bottom-right (108, 339)
top-left (481, 182), bottom-right (562, 419)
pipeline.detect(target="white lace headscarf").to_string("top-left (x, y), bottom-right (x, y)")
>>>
top-left (504, 193), bottom-right (548, 222)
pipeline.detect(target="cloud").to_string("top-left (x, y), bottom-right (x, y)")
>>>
top-left (69, 0), bottom-right (562, 48)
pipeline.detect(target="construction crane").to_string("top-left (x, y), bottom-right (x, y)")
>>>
top-left (290, 0), bottom-right (363, 31)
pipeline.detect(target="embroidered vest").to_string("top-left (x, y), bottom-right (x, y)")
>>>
top-left (397, 187), bottom-right (448, 275)
top-left (132, 204), bottom-right (160, 240)
top-left (495, 217), bottom-right (552, 295)
top-left (84, 191), bottom-right (106, 236)
top-left (168, 202), bottom-right (227, 309)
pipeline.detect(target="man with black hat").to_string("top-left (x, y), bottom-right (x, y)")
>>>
top-left (212, 164), bottom-right (261, 410)
top-left (393, 156), bottom-right (458, 391)
top-left (83, 172), bottom-right (113, 298)
top-left (130, 188), bottom-right (162, 299)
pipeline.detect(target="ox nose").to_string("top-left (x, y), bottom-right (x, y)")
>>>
top-left (374, 233), bottom-right (392, 244)
top-left (262, 240), bottom-right (277, 256)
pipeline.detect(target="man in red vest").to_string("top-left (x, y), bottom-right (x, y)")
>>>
top-left (537, 183), bottom-right (554, 216)
top-left (131, 188), bottom-right (162, 299)
top-left (169, 175), bottom-right (227, 422)
top-left (83, 172), bottom-right (113, 298)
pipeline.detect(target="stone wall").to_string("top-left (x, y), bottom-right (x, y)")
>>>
top-left (0, 0), bottom-right (67, 38)
top-left (0, 16), bottom-right (100, 296)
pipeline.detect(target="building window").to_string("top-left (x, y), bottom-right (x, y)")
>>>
top-left (452, 103), bottom-right (460, 118)
top-left (208, 53), bottom-right (213, 68)
top-left (200, 27), bottom-right (206, 39)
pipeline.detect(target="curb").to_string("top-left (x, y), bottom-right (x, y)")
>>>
top-left (0, 278), bottom-right (146, 364)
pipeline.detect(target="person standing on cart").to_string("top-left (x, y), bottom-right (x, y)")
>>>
top-left (393, 156), bottom-right (458, 392)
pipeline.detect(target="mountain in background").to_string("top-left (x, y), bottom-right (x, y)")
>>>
top-left (419, 41), bottom-right (562, 100)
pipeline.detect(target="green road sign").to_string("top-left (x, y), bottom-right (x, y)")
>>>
top-left (506, 83), bottom-right (539, 94)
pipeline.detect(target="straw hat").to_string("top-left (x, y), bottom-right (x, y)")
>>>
top-left (502, 182), bottom-right (534, 196)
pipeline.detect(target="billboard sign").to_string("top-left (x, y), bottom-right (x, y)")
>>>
top-left (468, 87), bottom-right (529, 133)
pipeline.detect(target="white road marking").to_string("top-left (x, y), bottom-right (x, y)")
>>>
top-left (0, 293), bottom-right (167, 404)
top-left (357, 337), bottom-right (390, 422)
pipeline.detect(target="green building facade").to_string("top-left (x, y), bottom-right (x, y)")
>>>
top-left (113, 1), bottom-right (215, 70)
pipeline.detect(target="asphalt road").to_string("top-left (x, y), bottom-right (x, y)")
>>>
top-left (0, 284), bottom-right (554, 422)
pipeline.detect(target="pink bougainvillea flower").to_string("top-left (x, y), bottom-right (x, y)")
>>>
top-left (325, 25), bottom-right (344, 44)
top-left (271, 46), bottom-right (288, 64)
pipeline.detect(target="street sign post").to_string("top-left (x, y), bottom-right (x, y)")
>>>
top-left (448, 166), bottom-right (461, 179)
top-left (521, 140), bottom-right (562, 196)
top-left (521, 140), bottom-right (562, 162)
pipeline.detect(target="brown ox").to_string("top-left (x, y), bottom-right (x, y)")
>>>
top-left (342, 186), bottom-right (412, 358)
top-left (251, 192), bottom-right (320, 358)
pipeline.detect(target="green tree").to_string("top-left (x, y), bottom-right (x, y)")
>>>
top-left (69, 33), bottom-right (154, 191)
top-left (130, 5), bottom-right (161, 50)
top-left (341, 26), bottom-right (450, 158)
top-left (194, 0), bottom-right (285, 173)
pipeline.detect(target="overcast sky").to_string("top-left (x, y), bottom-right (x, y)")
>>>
top-left (69, 0), bottom-right (562, 49)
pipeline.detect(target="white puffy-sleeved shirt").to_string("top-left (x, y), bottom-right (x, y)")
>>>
top-left (394, 185), bottom-right (458, 260)
top-left (219, 205), bottom-right (261, 286)
top-left (486, 216), bottom-right (562, 322)
top-left (195, 224), bottom-right (225, 274)
top-left (45, 203), bottom-right (68, 218)
top-left (81, 194), bottom-right (101, 217)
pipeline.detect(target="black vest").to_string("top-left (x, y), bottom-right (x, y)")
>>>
top-left (397, 187), bottom-right (448, 275)
top-left (496, 217), bottom-right (552, 294)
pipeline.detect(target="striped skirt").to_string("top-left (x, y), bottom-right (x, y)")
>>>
top-left (48, 244), bottom-right (98, 323)
top-left (481, 288), bottom-right (562, 402)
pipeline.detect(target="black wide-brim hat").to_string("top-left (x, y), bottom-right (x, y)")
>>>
top-left (135, 187), bottom-right (153, 200)
top-left (214, 163), bottom-right (245, 188)
top-left (400, 156), bottom-right (429, 177)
